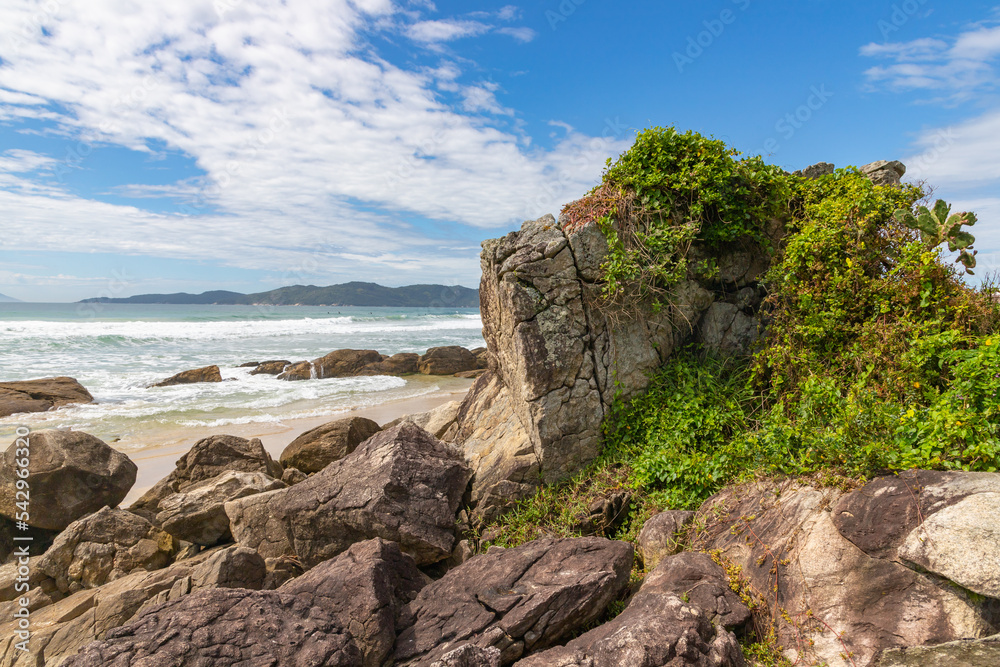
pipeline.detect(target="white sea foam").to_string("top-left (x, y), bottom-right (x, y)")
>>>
top-left (0, 314), bottom-right (483, 342)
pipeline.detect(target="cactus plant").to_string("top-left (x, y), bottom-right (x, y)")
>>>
top-left (894, 199), bottom-right (978, 274)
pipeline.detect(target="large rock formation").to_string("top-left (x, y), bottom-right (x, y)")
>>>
top-left (129, 433), bottom-right (282, 520)
top-left (0, 377), bottom-right (94, 418)
top-left (445, 214), bottom-right (774, 518)
top-left (0, 429), bottom-right (137, 531)
top-left (227, 422), bottom-right (472, 567)
top-left (690, 472), bottom-right (1000, 667)
top-left (393, 537), bottom-right (633, 665)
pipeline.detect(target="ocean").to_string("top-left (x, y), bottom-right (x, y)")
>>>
top-left (0, 303), bottom-right (484, 453)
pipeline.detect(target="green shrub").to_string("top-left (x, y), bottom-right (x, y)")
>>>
top-left (563, 126), bottom-right (792, 306)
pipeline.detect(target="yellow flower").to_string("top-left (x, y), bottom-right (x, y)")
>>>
top-left (956, 421), bottom-right (963, 426)
top-left (846, 258), bottom-right (854, 268)
top-left (913, 381), bottom-right (921, 389)
top-left (986, 338), bottom-right (993, 346)
top-left (906, 408), bottom-right (915, 418)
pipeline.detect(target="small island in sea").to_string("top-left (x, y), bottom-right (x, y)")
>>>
top-left (78, 281), bottom-right (479, 308)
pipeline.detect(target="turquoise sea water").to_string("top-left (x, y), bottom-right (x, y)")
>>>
top-left (0, 303), bottom-right (484, 450)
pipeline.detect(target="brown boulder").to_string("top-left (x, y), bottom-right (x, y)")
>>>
top-left (0, 430), bottom-right (136, 531)
top-left (313, 349), bottom-right (384, 378)
top-left (279, 416), bottom-right (382, 473)
top-left (418, 346), bottom-right (480, 375)
top-left (393, 537), bottom-right (634, 665)
top-left (0, 377), bottom-right (94, 417)
top-left (514, 552), bottom-right (747, 667)
top-left (249, 359), bottom-right (291, 375)
top-left (277, 360), bottom-right (314, 380)
top-left (152, 364), bottom-right (223, 387)
top-left (227, 422), bottom-right (472, 567)
top-left (361, 352), bottom-right (420, 375)
top-left (129, 434), bottom-right (282, 521)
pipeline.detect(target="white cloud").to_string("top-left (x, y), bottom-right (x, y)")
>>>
top-left (904, 109), bottom-right (1000, 186)
top-left (0, 1), bottom-right (629, 287)
top-left (860, 24), bottom-right (1000, 98)
top-left (496, 27), bottom-right (536, 43)
top-left (406, 19), bottom-right (490, 43)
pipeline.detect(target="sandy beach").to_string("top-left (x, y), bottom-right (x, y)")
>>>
top-left (122, 377), bottom-right (472, 506)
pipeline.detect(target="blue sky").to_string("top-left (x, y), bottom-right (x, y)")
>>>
top-left (0, 0), bottom-right (998, 302)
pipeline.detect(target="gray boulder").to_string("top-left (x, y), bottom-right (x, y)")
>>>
top-left (638, 510), bottom-right (695, 570)
top-left (279, 416), bottom-right (382, 473)
top-left (793, 161), bottom-right (835, 179)
top-left (862, 159), bottom-right (906, 187)
top-left (38, 507), bottom-right (176, 594)
top-left (514, 552), bottom-right (746, 667)
top-left (227, 422), bottom-right (472, 567)
top-left (155, 470), bottom-right (286, 546)
top-left (0, 377), bottom-right (94, 418)
top-left (0, 429), bottom-right (137, 531)
top-left (393, 537), bottom-right (633, 665)
top-left (129, 433), bottom-right (282, 520)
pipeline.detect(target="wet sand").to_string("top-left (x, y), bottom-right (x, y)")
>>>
top-left (122, 379), bottom-right (472, 506)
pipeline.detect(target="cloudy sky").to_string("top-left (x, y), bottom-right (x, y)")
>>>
top-left (0, 0), bottom-right (997, 302)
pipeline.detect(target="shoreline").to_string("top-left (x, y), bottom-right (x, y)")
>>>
top-left (122, 379), bottom-right (472, 506)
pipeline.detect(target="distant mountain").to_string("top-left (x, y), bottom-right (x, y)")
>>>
top-left (0, 293), bottom-right (21, 303)
top-left (79, 282), bottom-right (480, 308)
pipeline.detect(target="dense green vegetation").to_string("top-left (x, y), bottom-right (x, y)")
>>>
top-left (79, 282), bottom-right (480, 307)
top-left (479, 125), bottom-right (1000, 565)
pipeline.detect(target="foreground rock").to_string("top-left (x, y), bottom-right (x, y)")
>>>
top-left (692, 472), bottom-right (1000, 667)
top-left (129, 433), bottom-right (282, 520)
top-left (515, 552), bottom-right (747, 667)
top-left (0, 546), bottom-right (265, 667)
top-left (419, 346), bottom-right (482, 375)
top-left (878, 634), bottom-right (1000, 666)
top-left (63, 539), bottom-right (424, 667)
top-left (155, 470), bottom-right (286, 546)
top-left (0, 429), bottom-right (137, 531)
top-left (152, 364), bottom-right (223, 387)
top-left (228, 422), bottom-right (472, 566)
top-left (0, 377), bottom-right (94, 418)
top-left (393, 537), bottom-right (633, 665)
top-left (279, 416), bottom-right (382, 473)
top-left (434, 646), bottom-right (502, 667)
top-left (38, 507), bottom-right (176, 594)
